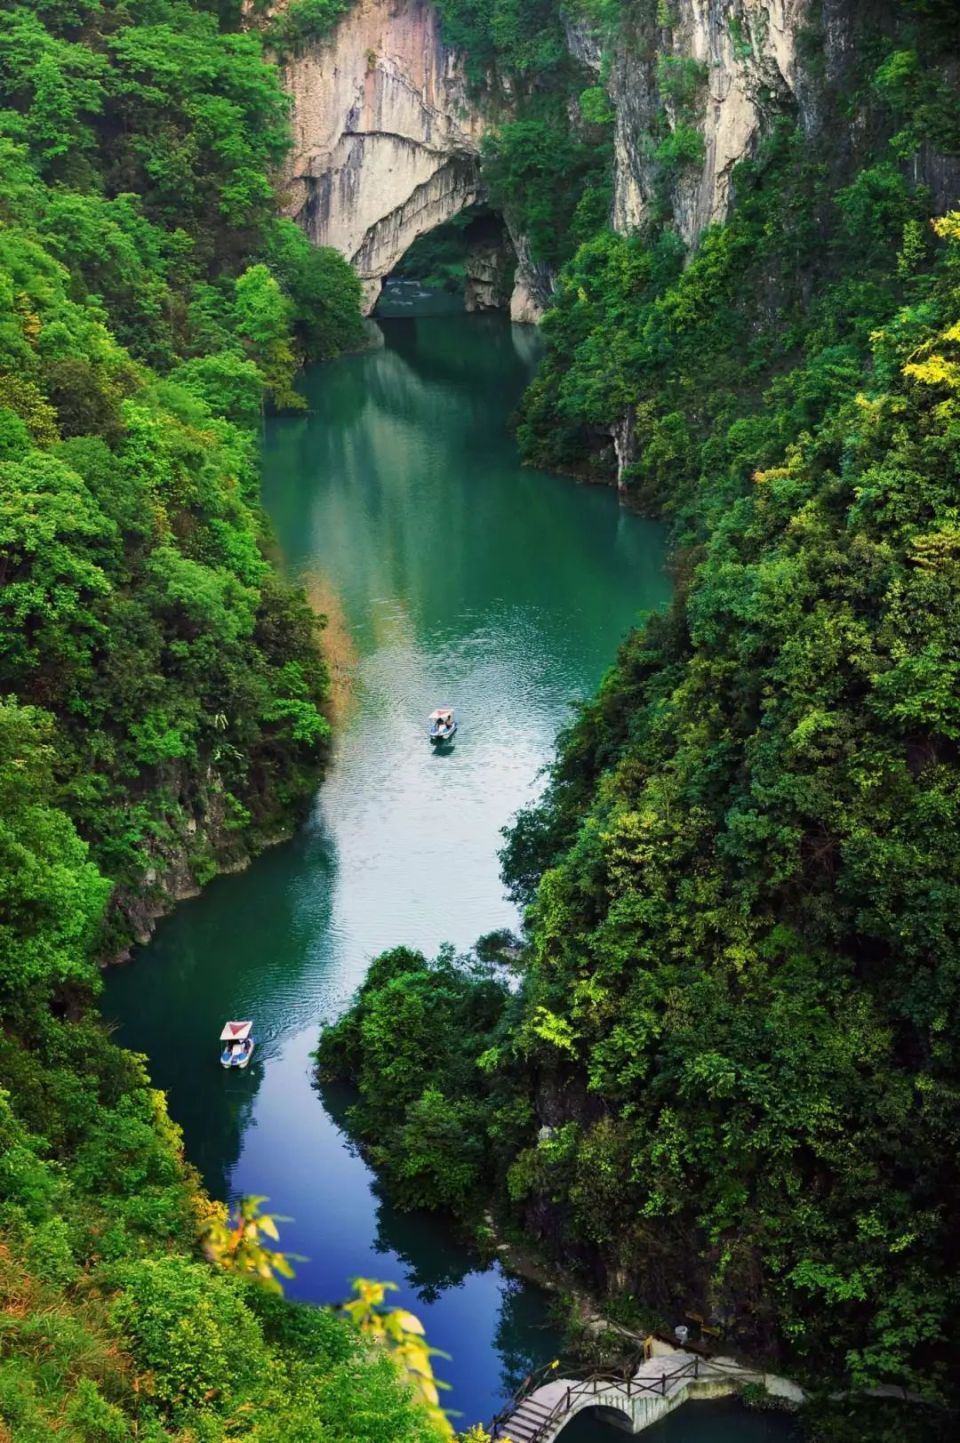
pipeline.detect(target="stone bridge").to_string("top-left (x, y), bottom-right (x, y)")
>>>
top-left (492, 1347), bottom-right (805, 1442)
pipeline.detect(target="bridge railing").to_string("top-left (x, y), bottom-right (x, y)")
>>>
top-left (492, 1356), bottom-right (704, 1441)
top-left (488, 1358), bottom-right (635, 1441)
top-left (546, 1356), bottom-right (702, 1422)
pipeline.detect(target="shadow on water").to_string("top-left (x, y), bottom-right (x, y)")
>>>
top-left (319, 1077), bottom-right (479, 1305)
top-left (104, 815), bottom-right (340, 1198)
top-left (560, 1398), bottom-right (803, 1443)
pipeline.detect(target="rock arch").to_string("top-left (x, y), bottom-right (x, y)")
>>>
top-left (281, 0), bottom-right (486, 314)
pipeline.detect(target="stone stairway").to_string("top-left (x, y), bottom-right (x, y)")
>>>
top-left (498, 1392), bottom-right (559, 1442)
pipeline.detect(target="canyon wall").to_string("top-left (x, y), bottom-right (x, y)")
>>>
top-left (281, 0), bottom-right (959, 331)
top-left (280, 0), bottom-right (813, 321)
top-left (607, 0), bottom-right (956, 257)
top-left (565, 0), bottom-right (809, 250)
top-left (614, 0), bottom-right (808, 245)
top-left (278, 0), bottom-right (827, 324)
top-left (281, 0), bottom-right (484, 313)
top-left (281, 0), bottom-right (555, 317)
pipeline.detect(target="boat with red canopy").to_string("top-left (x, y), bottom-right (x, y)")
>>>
top-left (429, 707), bottom-right (457, 743)
top-left (220, 1020), bottom-right (255, 1069)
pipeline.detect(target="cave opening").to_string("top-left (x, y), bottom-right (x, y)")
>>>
top-left (375, 205), bottom-right (517, 317)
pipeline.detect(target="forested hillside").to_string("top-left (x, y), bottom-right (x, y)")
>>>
top-left (0, 0), bottom-right (370, 944)
top-left (318, 0), bottom-right (960, 1418)
top-left (5, 0), bottom-right (960, 1432)
top-left (0, 2), bottom-right (456, 1439)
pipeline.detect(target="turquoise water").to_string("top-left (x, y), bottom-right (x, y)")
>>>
top-left (101, 307), bottom-right (791, 1437)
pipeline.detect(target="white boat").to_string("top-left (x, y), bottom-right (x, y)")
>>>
top-left (429, 707), bottom-right (457, 743)
top-left (220, 1020), bottom-right (255, 1069)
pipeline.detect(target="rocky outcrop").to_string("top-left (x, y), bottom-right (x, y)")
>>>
top-left (282, 0), bottom-right (486, 313)
top-left (107, 771), bottom-right (296, 961)
top-left (506, 224), bottom-right (555, 323)
top-left (463, 216), bottom-right (517, 312)
top-left (284, 0), bottom-right (922, 334)
top-left (609, 0), bottom-right (808, 247)
top-left (280, 0), bottom-right (554, 320)
top-left (464, 247), bottom-right (509, 311)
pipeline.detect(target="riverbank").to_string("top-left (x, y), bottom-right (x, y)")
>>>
top-left (102, 311), bottom-right (671, 1427)
top-left (304, 573), bottom-right (360, 726)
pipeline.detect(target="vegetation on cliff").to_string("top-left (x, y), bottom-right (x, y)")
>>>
top-left (0, 0), bottom-right (370, 937)
top-left (432, 0), bottom-right (613, 271)
top-left (318, 0), bottom-right (960, 1413)
top-left (0, 2), bottom-right (459, 1439)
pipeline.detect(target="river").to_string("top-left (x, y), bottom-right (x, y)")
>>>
top-left (103, 301), bottom-right (797, 1442)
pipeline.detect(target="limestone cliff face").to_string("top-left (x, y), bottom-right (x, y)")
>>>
top-left (607, 0), bottom-right (808, 247)
top-left (605, 0), bottom-right (959, 255)
top-left (283, 0), bottom-right (801, 323)
top-left (597, 0), bottom-right (959, 488)
top-left (280, 0), bottom-right (952, 337)
top-left (281, 0), bottom-right (555, 318)
top-left (463, 216), bottom-right (516, 313)
top-left (282, 0), bottom-right (485, 313)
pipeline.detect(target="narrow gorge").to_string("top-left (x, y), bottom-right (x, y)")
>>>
top-left (2, 0), bottom-right (959, 1439)
top-left (279, 0), bottom-right (823, 322)
top-left (279, 0), bottom-right (547, 316)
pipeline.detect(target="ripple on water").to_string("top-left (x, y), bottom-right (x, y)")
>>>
top-left (102, 312), bottom-right (671, 1427)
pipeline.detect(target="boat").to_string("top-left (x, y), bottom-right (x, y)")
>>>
top-left (429, 707), bottom-right (457, 743)
top-left (220, 1020), bottom-right (255, 1069)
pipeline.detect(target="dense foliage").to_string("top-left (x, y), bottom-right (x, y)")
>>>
top-left (0, 1), bottom-right (455, 1439)
top-left (498, 221), bottom-right (960, 1395)
top-left (429, 0), bottom-right (612, 272)
top-left (0, 695), bottom-right (452, 1439)
top-left (0, 0), bottom-right (371, 942)
top-left (319, 0), bottom-right (960, 1416)
top-left (317, 947), bottom-right (517, 1214)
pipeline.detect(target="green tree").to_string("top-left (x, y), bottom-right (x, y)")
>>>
top-left (233, 263), bottom-right (303, 410)
top-left (0, 699), bottom-right (108, 1021)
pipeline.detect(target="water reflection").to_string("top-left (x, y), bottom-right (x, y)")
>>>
top-left (320, 1077), bottom-right (486, 1303)
top-left (560, 1398), bottom-right (802, 1443)
top-left (104, 312), bottom-right (670, 1425)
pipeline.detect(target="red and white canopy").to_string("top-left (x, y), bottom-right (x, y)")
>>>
top-left (220, 1020), bottom-right (252, 1042)
top-left (429, 708), bottom-right (453, 721)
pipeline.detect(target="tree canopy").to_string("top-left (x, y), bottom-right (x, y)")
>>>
top-left (319, 1), bottom-right (960, 1416)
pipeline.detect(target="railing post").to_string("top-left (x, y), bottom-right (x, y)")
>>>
top-left (695, 1357), bottom-right (700, 1378)
top-left (661, 1374), bottom-right (667, 1395)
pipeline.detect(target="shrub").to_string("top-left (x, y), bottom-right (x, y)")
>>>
top-left (66, 1378), bottom-right (130, 1443)
top-left (653, 123), bottom-right (706, 172)
top-left (23, 1216), bottom-right (78, 1288)
top-left (111, 1257), bottom-right (263, 1415)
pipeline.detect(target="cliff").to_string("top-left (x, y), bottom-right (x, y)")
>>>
top-left (584, 0), bottom-right (959, 486)
top-left (279, 0), bottom-right (816, 321)
top-left (281, 0), bottom-right (482, 313)
top-left (280, 0), bottom-right (562, 317)
top-left (280, 0), bottom-right (959, 337)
